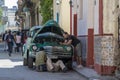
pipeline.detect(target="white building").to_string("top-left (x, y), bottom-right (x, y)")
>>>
top-left (71, 0), bottom-right (120, 75)
top-left (6, 6), bottom-right (18, 31)
top-left (0, 0), bottom-right (4, 6)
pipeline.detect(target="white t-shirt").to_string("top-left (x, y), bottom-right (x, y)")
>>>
top-left (16, 35), bottom-right (21, 43)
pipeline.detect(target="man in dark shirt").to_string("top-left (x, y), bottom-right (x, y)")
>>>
top-left (6, 30), bottom-right (15, 56)
top-left (60, 32), bottom-right (82, 68)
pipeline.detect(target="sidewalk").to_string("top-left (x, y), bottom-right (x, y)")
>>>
top-left (72, 62), bottom-right (119, 80)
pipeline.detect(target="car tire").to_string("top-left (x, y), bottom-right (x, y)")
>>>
top-left (28, 57), bottom-right (33, 68)
top-left (23, 58), bottom-right (28, 66)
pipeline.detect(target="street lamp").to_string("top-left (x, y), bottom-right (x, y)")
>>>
top-left (69, 0), bottom-right (73, 34)
top-left (56, 0), bottom-right (61, 5)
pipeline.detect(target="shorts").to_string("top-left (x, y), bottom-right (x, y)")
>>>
top-left (75, 43), bottom-right (82, 57)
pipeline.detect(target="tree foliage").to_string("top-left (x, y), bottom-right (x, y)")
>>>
top-left (40, 0), bottom-right (53, 24)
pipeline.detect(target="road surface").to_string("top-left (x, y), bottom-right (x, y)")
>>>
top-left (0, 43), bottom-right (87, 80)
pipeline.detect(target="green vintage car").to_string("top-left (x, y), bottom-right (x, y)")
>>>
top-left (23, 26), bottom-right (42, 65)
top-left (23, 20), bottom-right (73, 69)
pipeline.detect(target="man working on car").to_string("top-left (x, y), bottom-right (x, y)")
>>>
top-left (35, 47), bottom-right (47, 72)
top-left (60, 32), bottom-right (82, 68)
top-left (46, 56), bottom-right (67, 72)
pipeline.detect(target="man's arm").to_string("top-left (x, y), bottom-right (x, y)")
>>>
top-left (61, 39), bottom-right (72, 45)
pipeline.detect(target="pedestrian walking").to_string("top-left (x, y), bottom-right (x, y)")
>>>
top-left (60, 32), bottom-right (83, 68)
top-left (6, 30), bottom-right (15, 56)
top-left (2, 31), bottom-right (8, 51)
top-left (15, 32), bottom-right (21, 53)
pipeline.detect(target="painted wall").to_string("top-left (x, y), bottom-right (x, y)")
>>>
top-left (77, 0), bottom-right (88, 35)
top-left (94, 0), bottom-right (99, 34)
top-left (53, 0), bottom-right (70, 33)
top-left (77, 0), bottom-right (99, 35)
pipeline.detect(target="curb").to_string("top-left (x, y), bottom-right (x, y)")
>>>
top-left (73, 67), bottom-right (89, 79)
top-left (73, 67), bottom-right (101, 80)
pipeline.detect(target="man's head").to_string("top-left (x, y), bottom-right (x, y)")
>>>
top-left (63, 32), bottom-right (69, 38)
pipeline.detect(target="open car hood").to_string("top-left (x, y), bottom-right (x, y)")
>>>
top-left (34, 32), bottom-right (64, 43)
top-left (37, 20), bottom-right (64, 36)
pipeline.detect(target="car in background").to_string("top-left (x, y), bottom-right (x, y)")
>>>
top-left (22, 26), bottom-right (42, 65)
top-left (23, 20), bottom-right (73, 69)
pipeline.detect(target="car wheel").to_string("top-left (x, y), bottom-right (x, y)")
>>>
top-left (28, 57), bottom-right (33, 68)
top-left (23, 58), bottom-right (28, 66)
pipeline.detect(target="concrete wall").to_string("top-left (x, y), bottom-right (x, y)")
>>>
top-left (94, 35), bottom-right (118, 75)
top-left (77, 0), bottom-right (99, 35)
top-left (77, 0), bottom-right (88, 35)
top-left (94, 0), bottom-right (99, 34)
top-left (103, 0), bottom-right (119, 38)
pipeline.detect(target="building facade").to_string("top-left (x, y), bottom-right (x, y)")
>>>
top-left (16, 0), bottom-right (42, 29)
top-left (0, 0), bottom-right (4, 6)
top-left (71, 0), bottom-right (120, 75)
top-left (6, 6), bottom-right (18, 31)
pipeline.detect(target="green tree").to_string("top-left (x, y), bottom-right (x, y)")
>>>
top-left (0, 7), bottom-right (2, 25)
top-left (40, 0), bottom-right (53, 24)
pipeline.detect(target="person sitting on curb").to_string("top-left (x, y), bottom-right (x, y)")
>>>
top-left (46, 56), bottom-right (68, 72)
top-left (35, 47), bottom-right (47, 72)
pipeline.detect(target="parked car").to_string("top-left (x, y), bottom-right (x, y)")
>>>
top-left (23, 20), bottom-right (73, 69)
top-left (22, 26), bottom-right (42, 65)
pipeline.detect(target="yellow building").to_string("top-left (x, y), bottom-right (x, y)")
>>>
top-left (53, 0), bottom-right (70, 33)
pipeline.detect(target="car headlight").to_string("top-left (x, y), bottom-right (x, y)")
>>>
top-left (32, 45), bottom-right (38, 51)
top-left (66, 47), bottom-right (71, 51)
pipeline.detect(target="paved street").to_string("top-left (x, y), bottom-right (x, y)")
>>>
top-left (0, 43), bottom-right (87, 80)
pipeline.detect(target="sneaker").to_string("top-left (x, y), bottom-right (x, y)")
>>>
top-left (77, 65), bottom-right (83, 68)
top-left (62, 67), bottom-right (68, 73)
